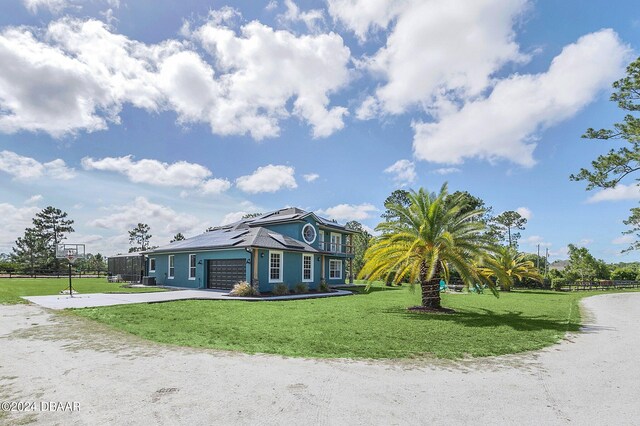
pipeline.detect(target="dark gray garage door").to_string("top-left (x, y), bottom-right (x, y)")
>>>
top-left (207, 259), bottom-right (247, 289)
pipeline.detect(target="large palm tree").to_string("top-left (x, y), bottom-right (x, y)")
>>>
top-left (359, 185), bottom-right (497, 310)
top-left (480, 246), bottom-right (542, 291)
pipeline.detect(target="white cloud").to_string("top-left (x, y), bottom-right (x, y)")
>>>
top-left (81, 155), bottom-right (225, 190)
top-left (318, 203), bottom-right (377, 221)
top-left (303, 173), bottom-right (320, 182)
top-left (516, 207), bottom-right (532, 220)
top-left (612, 235), bottom-right (634, 245)
top-left (384, 159), bottom-right (415, 186)
top-left (200, 178), bottom-right (232, 195)
top-left (412, 29), bottom-right (630, 166)
top-left (549, 246), bottom-right (569, 258)
top-left (220, 211), bottom-right (248, 225)
top-left (431, 167), bottom-right (460, 175)
top-left (579, 238), bottom-right (593, 246)
top-left (524, 235), bottom-right (552, 247)
top-left (25, 195), bottom-right (43, 204)
top-left (346, 0), bottom-right (529, 116)
top-left (0, 203), bottom-right (40, 253)
top-left (0, 15), bottom-right (350, 140)
top-left (0, 150), bottom-right (75, 181)
top-left (279, 0), bottom-right (325, 31)
top-left (236, 164), bottom-right (297, 194)
top-left (88, 197), bottom-right (200, 236)
top-left (587, 183), bottom-right (640, 203)
top-left (266, 1), bottom-right (278, 11)
top-left (192, 17), bottom-right (350, 139)
top-left (23, 0), bottom-right (70, 14)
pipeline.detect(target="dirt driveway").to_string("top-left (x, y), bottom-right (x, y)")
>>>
top-left (1, 293), bottom-right (639, 425)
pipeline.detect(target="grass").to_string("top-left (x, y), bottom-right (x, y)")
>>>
top-left (0, 278), bottom-right (166, 304)
top-left (71, 284), bottom-right (632, 360)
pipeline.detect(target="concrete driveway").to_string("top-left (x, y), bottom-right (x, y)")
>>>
top-left (23, 288), bottom-right (352, 309)
top-left (1, 293), bottom-right (639, 425)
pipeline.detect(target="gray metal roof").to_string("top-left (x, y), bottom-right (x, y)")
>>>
top-left (145, 226), bottom-right (319, 254)
top-left (209, 207), bottom-right (355, 233)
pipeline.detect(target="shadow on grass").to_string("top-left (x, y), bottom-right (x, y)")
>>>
top-left (337, 285), bottom-right (404, 295)
top-left (383, 307), bottom-right (581, 332)
top-left (511, 290), bottom-right (567, 296)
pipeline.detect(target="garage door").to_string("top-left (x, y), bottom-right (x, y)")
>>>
top-left (207, 259), bottom-right (247, 289)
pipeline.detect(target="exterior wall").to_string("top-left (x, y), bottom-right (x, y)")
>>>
top-left (147, 249), bottom-right (250, 288)
top-left (256, 249), bottom-right (322, 292)
top-left (324, 256), bottom-right (348, 284)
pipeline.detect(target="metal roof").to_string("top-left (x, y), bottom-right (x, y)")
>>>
top-left (145, 226), bottom-right (319, 254)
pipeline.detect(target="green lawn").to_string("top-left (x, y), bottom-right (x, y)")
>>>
top-left (71, 285), bottom-right (626, 359)
top-left (0, 278), bottom-right (166, 304)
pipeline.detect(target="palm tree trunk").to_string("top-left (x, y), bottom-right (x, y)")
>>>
top-left (420, 260), bottom-right (441, 309)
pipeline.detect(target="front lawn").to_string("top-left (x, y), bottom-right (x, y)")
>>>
top-left (72, 285), bottom-right (622, 359)
top-left (0, 278), bottom-right (167, 304)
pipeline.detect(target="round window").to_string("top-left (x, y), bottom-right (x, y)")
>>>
top-left (302, 223), bottom-right (317, 244)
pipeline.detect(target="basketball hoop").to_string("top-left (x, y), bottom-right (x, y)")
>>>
top-left (56, 243), bottom-right (86, 297)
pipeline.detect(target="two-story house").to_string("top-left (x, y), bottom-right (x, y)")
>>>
top-left (143, 208), bottom-right (356, 292)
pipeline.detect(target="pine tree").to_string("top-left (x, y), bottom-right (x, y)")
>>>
top-left (12, 228), bottom-right (47, 276)
top-left (32, 206), bottom-right (75, 271)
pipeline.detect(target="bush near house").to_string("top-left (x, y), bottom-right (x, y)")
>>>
top-left (293, 283), bottom-right (309, 294)
top-left (272, 283), bottom-right (289, 296)
top-left (229, 281), bottom-right (259, 297)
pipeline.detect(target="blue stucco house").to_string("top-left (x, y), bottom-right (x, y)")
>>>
top-left (143, 208), bottom-right (356, 292)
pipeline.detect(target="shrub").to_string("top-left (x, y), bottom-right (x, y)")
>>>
top-left (293, 282), bottom-right (308, 294)
top-left (272, 283), bottom-right (289, 296)
top-left (552, 278), bottom-right (568, 291)
top-left (319, 280), bottom-right (330, 293)
top-left (229, 281), bottom-right (259, 297)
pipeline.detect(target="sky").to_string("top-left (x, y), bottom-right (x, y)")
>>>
top-left (0, 0), bottom-right (639, 261)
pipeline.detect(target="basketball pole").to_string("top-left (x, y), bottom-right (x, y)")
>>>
top-left (68, 261), bottom-right (73, 297)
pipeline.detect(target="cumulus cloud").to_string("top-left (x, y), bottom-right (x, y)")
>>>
top-left (236, 164), bottom-right (297, 194)
top-left (25, 194), bottom-right (43, 204)
top-left (516, 207), bottom-right (532, 220)
top-left (0, 203), bottom-right (40, 252)
top-left (200, 179), bottom-right (232, 195)
top-left (384, 159), bottom-right (415, 186)
top-left (279, 0), bottom-right (325, 31)
top-left (193, 17), bottom-right (350, 139)
top-left (0, 150), bottom-right (75, 180)
top-left (344, 0), bottom-right (529, 116)
top-left (219, 211), bottom-right (248, 225)
top-left (318, 203), bottom-right (376, 221)
top-left (88, 196), bottom-right (200, 236)
top-left (587, 183), bottom-right (640, 203)
top-left (303, 173), bottom-right (319, 182)
top-left (412, 29), bottom-right (630, 166)
top-left (0, 14), bottom-right (350, 139)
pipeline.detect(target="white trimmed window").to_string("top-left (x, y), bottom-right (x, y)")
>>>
top-left (168, 255), bottom-right (175, 279)
top-left (330, 233), bottom-right (342, 253)
top-left (149, 258), bottom-right (156, 273)
top-left (329, 259), bottom-right (342, 279)
top-left (269, 251), bottom-right (283, 283)
top-left (189, 254), bottom-right (196, 280)
top-left (302, 254), bottom-right (313, 282)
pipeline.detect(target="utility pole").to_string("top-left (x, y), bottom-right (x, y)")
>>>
top-left (544, 248), bottom-right (549, 277)
top-left (537, 244), bottom-right (540, 272)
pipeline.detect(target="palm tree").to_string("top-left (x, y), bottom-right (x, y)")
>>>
top-left (359, 185), bottom-right (497, 311)
top-left (480, 246), bottom-right (542, 291)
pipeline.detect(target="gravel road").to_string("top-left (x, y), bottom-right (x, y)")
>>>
top-left (1, 293), bottom-right (639, 425)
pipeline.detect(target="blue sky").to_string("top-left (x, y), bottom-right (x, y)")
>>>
top-left (0, 0), bottom-right (639, 261)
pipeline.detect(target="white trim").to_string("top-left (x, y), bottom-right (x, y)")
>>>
top-left (302, 253), bottom-right (314, 282)
top-left (188, 254), bottom-right (196, 280)
top-left (301, 223), bottom-right (317, 244)
top-left (149, 258), bottom-right (156, 273)
top-left (329, 259), bottom-right (342, 279)
top-left (168, 255), bottom-right (175, 279)
top-left (330, 232), bottom-right (342, 253)
top-left (268, 250), bottom-right (283, 283)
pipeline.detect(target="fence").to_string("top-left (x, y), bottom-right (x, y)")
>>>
top-left (557, 280), bottom-right (640, 291)
top-left (0, 270), bottom-right (106, 279)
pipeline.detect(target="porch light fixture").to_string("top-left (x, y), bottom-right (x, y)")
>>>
top-left (261, 252), bottom-right (265, 258)
top-left (198, 260), bottom-right (203, 265)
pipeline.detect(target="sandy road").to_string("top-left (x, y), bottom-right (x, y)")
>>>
top-left (1, 293), bottom-right (639, 425)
